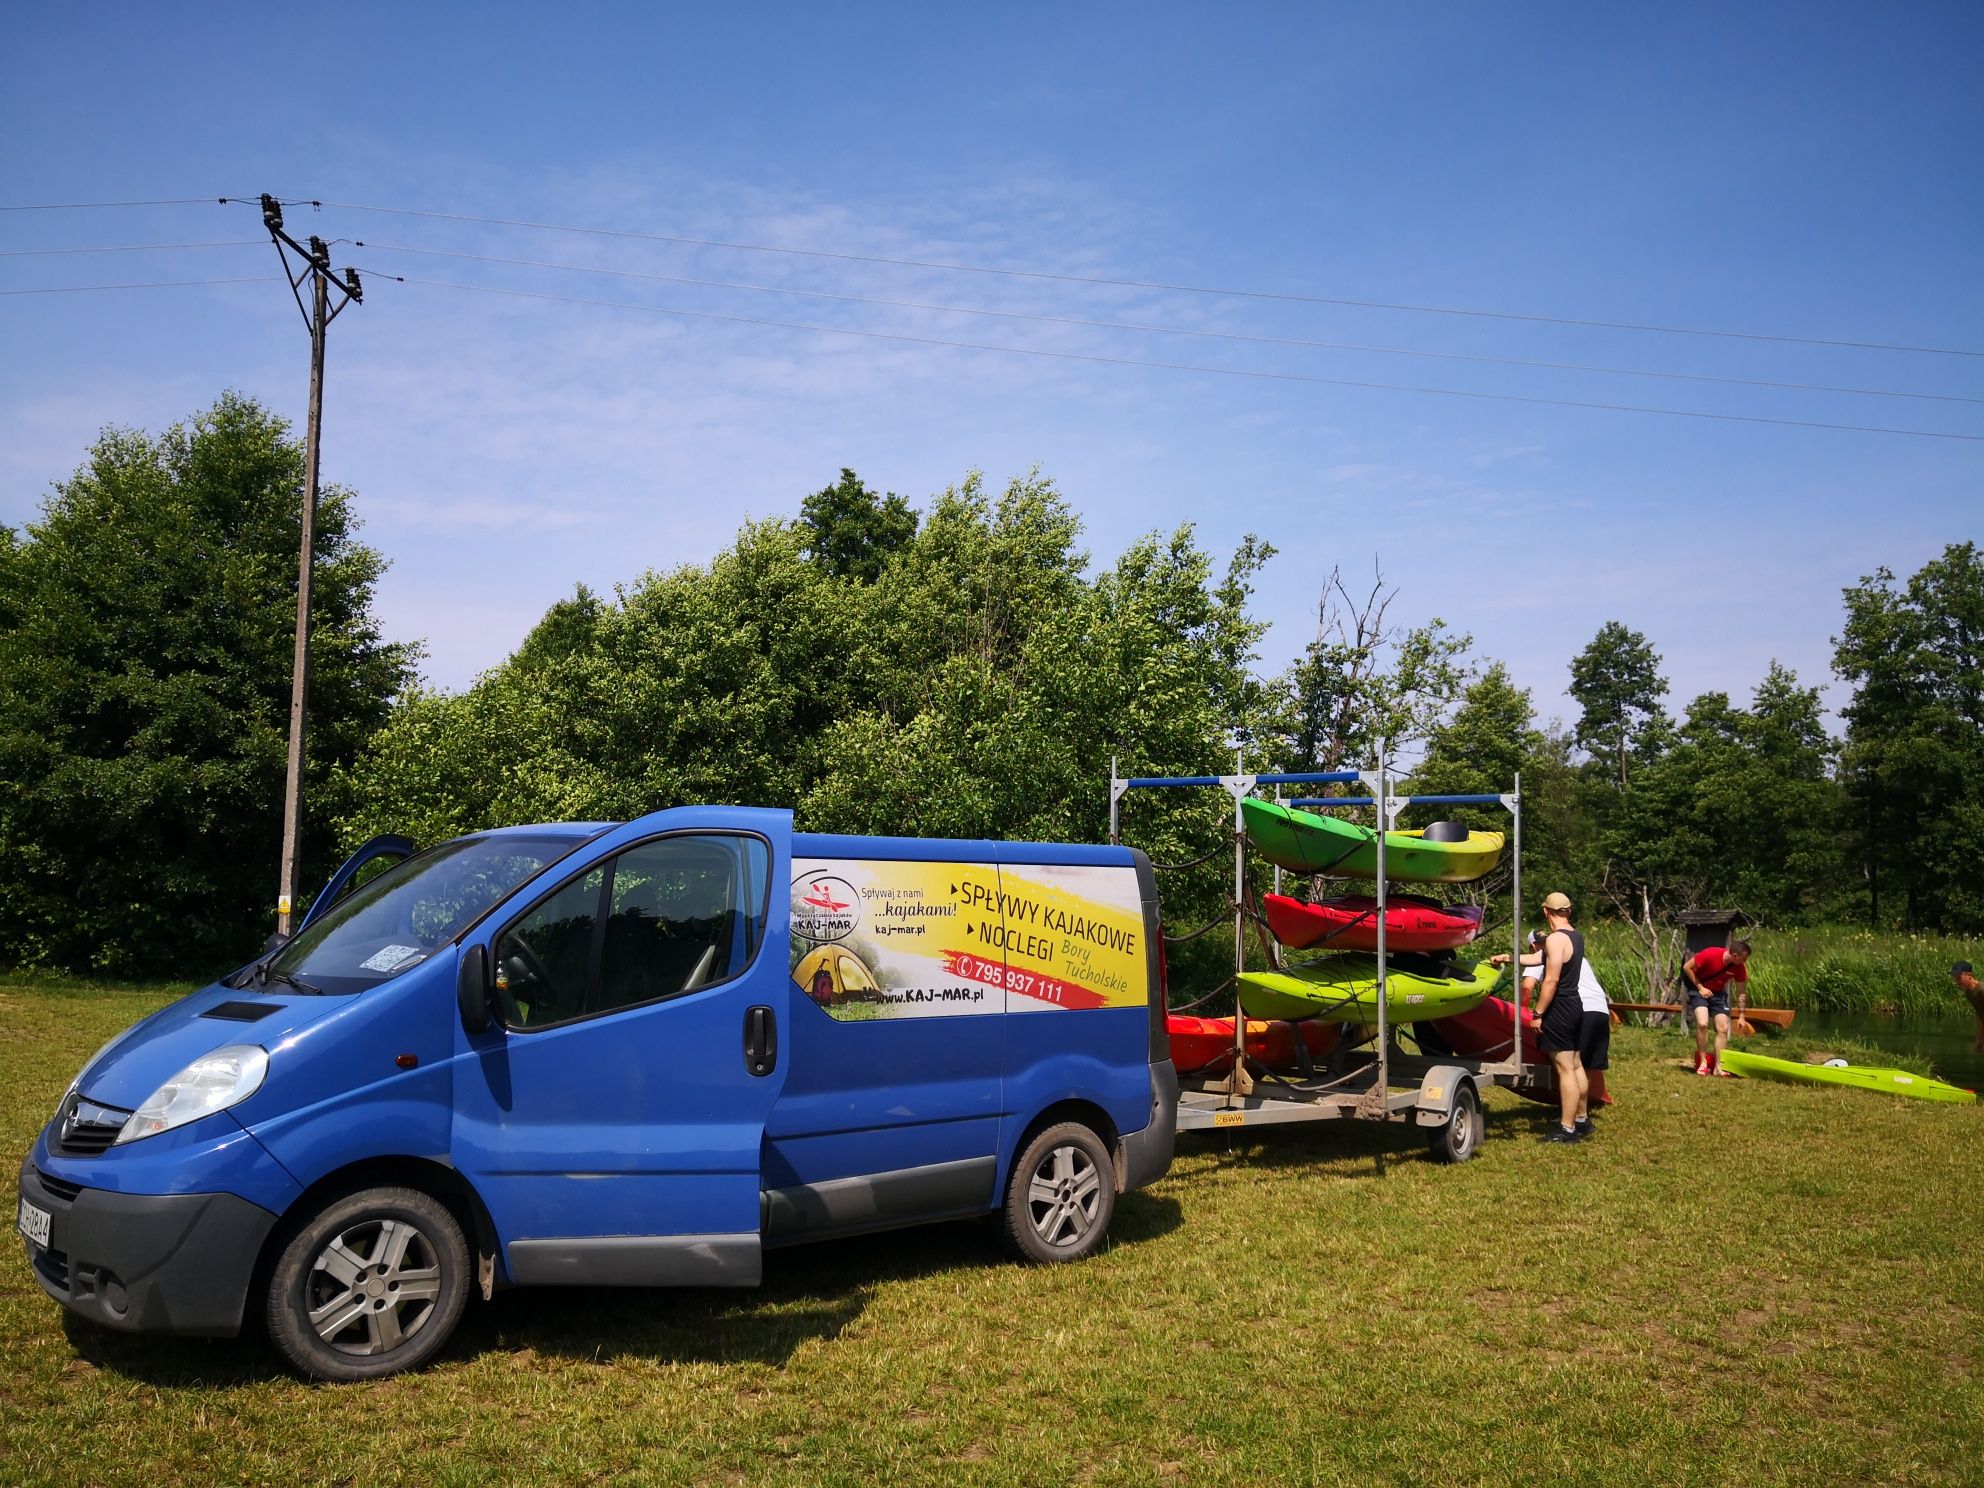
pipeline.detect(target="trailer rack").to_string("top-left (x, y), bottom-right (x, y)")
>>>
top-left (1110, 752), bottom-right (1547, 1161)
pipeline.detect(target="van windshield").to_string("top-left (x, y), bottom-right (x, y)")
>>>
top-left (265, 834), bottom-right (581, 995)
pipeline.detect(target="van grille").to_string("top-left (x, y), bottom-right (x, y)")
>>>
top-left (54, 1093), bottom-right (129, 1157)
top-left (35, 1170), bottom-right (83, 1202)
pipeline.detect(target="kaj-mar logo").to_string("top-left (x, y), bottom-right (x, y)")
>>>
top-left (792, 872), bottom-right (860, 943)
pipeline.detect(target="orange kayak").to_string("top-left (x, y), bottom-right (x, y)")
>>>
top-left (1166, 1013), bottom-right (1340, 1075)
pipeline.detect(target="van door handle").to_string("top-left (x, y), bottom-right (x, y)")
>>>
top-left (744, 1005), bottom-right (777, 1077)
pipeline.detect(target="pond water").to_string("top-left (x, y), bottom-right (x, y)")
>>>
top-left (1793, 1009), bottom-right (1984, 1090)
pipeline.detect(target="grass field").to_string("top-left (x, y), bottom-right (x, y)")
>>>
top-left (5, 979), bottom-right (1983, 1487)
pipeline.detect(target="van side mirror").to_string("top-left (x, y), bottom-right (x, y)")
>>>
top-left (457, 944), bottom-right (493, 1035)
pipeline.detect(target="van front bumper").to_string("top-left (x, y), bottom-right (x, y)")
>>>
top-left (17, 1154), bottom-right (277, 1337)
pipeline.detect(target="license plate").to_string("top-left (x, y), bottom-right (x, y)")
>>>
top-left (17, 1197), bottom-right (50, 1249)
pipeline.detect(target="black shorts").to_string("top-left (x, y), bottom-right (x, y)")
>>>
top-left (1687, 989), bottom-right (1732, 1019)
top-left (1540, 1003), bottom-right (1583, 1056)
top-left (1578, 1011), bottom-right (1610, 1070)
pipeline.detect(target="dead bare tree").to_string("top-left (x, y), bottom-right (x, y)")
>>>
top-left (1599, 864), bottom-right (1710, 1019)
top-left (1305, 562), bottom-right (1396, 775)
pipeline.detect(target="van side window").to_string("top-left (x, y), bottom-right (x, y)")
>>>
top-left (596, 836), bottom-right (758, 1015)
top-left (494, 868), bottom-right (604, 1028)
top-left (493, 834), bottom-right (771, 1029)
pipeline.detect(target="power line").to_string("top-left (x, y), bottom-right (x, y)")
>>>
top-left (0, 277), bottom-right (279, 295)
top-left (0, 197), bottom-right (318, 212)
top-left (374, 272), bottom-right (1984, 443)
top-left (0, 198), bottom-right (225, 211)
top-left (0, 240), bottom-right (262, 257)
top-left (358, 240), bottom-right (1984, 407)
top-left (324, 199), bottom-right (1984, 360)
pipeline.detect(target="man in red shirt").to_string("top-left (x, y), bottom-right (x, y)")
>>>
top-left (1954, 962), bottom-right (1983, 1055)
top-left (1680, 939), bottom-right (1751, 1076)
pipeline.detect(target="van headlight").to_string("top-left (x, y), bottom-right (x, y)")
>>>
top-left (116, 1046), bottom-right (269, 1144)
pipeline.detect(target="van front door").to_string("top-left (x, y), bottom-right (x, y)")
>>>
top-left (451, 821), bottom-right (790, 1287)
top-left (299, 834), bottom-right (417, 932)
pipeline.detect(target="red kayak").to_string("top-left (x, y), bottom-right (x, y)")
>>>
top-left (1167, 1014), bottom-right (1340, 1075)
top-left (1418, 994), bottom-right (1612, 1106)
top-left (1263, 893), bottom-right (1484, 953)
top-left (1423, 994), bottom-right (1539, 1062)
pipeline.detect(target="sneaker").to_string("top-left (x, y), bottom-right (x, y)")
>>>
top-left (1542, 1125), bottom-right (1581, 1143)
top-left (1573, 1118), bottom-right (1593, 1138)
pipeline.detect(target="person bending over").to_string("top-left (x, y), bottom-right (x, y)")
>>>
top-left (1680, 939), bottom-right (1751, 1076)
top-left (1954, 962), bottom-right (1983, 1056)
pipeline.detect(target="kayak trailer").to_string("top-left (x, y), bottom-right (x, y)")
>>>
top-left (1110, 753), bottom-right (1549, 1162)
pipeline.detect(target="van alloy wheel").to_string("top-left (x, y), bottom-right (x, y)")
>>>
top-left (307, 1217), bottom-right (444, 1356)
top-left (1003, 1122), bottom-right (1116, 1264)
top-left (1028, 1144), bottom-right (1103, 1246)
top-left (267, 1186), bottom-right (469, 1381)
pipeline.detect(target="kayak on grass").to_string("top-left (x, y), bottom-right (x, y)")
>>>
top-left (1238, 954), bottom-right (1499, 1024)
top-left (1262, 892), bottom-right (1484, 953)
top-left (1165, 1014), bottom-right (1341, 1076)
top-left (1717, 1047), bottom-right (1975, 1103)
top-left (1239, 798), bottom-right (1504, 882)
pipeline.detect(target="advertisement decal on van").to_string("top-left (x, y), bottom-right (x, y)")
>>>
top-left (791, 859), bottom-right (1144, 1019)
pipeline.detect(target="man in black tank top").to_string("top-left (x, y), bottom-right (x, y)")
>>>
top-left (1533, 891), bottom-right (1589, 1143)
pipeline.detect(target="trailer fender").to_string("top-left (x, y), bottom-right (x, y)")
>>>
top-left (1412, 1066), bottom-right (1477, 1127)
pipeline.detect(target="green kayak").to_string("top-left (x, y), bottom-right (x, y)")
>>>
top-left (1718, 1048), bottom-right (1976, 1104)
top-left (1238, 955), bottom-right (1499, 1024)
top-left (1239, 798), bottom-right (1504, 882)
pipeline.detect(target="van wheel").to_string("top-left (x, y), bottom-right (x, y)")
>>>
top-left (266, 1186), bottom-right (468, 1381)
top-left (1427, 1080), bottom-right (1484, 1164)
top-left (1004, 1122), bottom-right (1115, 1264)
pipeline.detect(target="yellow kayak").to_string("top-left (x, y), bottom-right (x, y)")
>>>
top-left (1238, 956), bottom-right (1499, 1024)
top-left (1240, 799), bottom-right (1504, 882)
top-left (1718, 1048), bottom-right (1975, 1104)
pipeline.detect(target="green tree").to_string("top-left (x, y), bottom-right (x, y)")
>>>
top-left (0, 394), bottom-right (414, 974)
top-left (337, 470), bottom-right (1278, 845)
top-left (1569, 620), bottom-right (1670, 788)
top-left (1410, 662), bottom-right (1538, 810)
top-left (1833, 542), bottom-right (1984, 931)
top-left (334, 469), bottom-right (1282, 993)
top-left (1605, 664), bottom-right (1843, 923)
top-left (798, 468), bottom-right (918, 583)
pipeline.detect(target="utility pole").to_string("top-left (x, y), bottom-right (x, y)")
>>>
top-left (260, 194), bottom-right (362, 938)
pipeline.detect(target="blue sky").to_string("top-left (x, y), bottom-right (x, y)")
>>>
top-left (3, 2), bottom-right (1978, 755)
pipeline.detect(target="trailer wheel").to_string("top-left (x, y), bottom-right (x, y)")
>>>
top-left (266, 1186), bottom-right (469, 1381)
top-left (1003, 1122), bottom-right (1115, 1264)
top-left (1427, 1080), bottom-right (1483, 1164)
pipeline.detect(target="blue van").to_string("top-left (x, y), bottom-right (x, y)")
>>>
top-left (17, 806), bottom-right (1176, 1380)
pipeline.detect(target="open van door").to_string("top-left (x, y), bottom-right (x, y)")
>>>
top-left (299, 834), bottom-right (418, 932)
top-left (449, 808), bottom-right (792, 1288)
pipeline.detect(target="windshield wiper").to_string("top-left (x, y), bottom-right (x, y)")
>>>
top-left (261, 967), bottom-right (325, 996)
